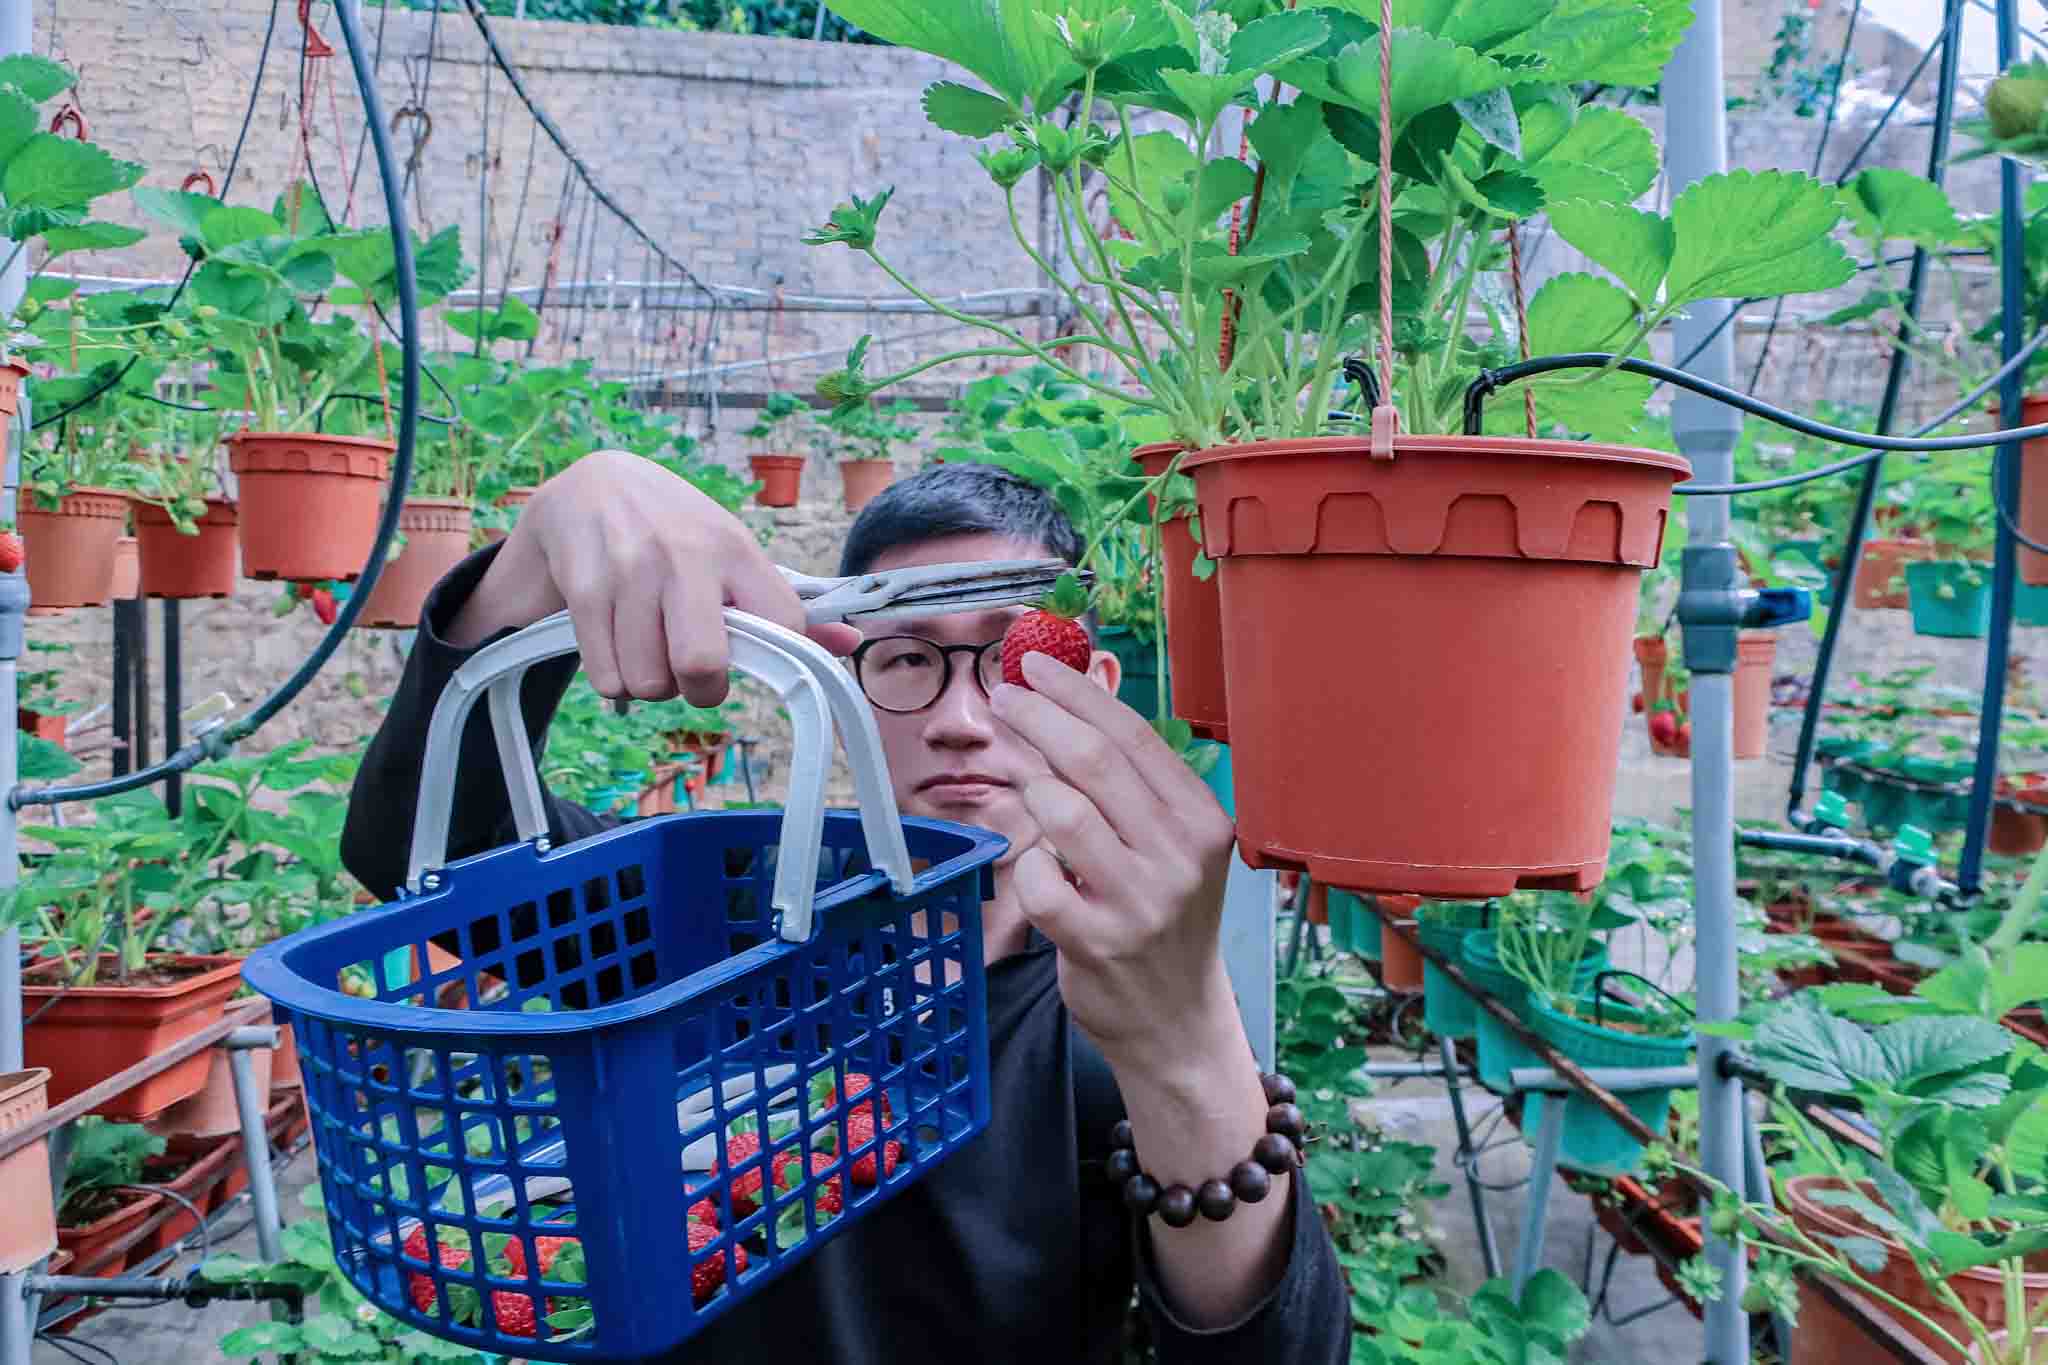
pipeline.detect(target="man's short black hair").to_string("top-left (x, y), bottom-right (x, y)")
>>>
top-left (838, 461), bottom-right (1082, 577)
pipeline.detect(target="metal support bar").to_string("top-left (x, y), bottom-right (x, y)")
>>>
top-left (163, 599), bottom-right (182, 816)
top-left (1514, 1099), bottom-right (1566, 1294)
top-left (1506, 1065), bottom-right (1699, 1095)
top-left (111, 598), bottom-right (136, 776)
top-left (1440, 1037), bottom-right (1502, 1280)
top-left (230, 1046), bottom-right (285, 1265)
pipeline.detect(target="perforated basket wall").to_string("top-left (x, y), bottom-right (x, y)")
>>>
top-left (244, 810), bottom-right (1002, 1361)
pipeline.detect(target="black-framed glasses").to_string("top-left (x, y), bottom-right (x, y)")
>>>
top-left (849, 635), bottom-right (1005, 714)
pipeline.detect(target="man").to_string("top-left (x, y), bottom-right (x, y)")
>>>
top-left (341, 449), bottom-right (1349, 1362)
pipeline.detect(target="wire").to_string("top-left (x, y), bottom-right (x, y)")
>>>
top-left (37, 1332), bottom-right (118, 1365)
top-left (116, 1183), bottom-right (211, 1267)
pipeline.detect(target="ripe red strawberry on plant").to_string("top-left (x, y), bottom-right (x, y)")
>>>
top-left (1000, 572), bottom-right (1091, 689)
top-left (0, 531), bottom-right (23, 574)
top-left (688, 1220), bottom-right (746, 1306)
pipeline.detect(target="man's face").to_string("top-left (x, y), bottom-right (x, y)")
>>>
top-left (857, 532), bottom-right (1120, 867)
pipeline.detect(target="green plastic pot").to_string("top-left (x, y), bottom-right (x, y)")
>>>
top-left (1527, 992), bottom-right (1693, 1177)
top-left (2021, 582), bottom-right (2048, 628)
top-left (1420, 920), bottom-right (1482, 1040)
top-left (1462, 933), bottom-right (1608, 1141)
top-left (1904, 561), bottom-right (1992, 639)
top-left (1099, 625), bottom-right (1167, 722)
top-left (1329, 890), bottom-right (1381, 960)
top-left (1859, 778), bottom-right (1913, 833)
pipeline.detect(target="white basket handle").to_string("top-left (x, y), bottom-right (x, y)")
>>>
top-left (404, 609), bottom-right (908, 942)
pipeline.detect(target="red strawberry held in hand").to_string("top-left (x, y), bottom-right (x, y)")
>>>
top-left (0, 532), bottom-right (22, 574)
top-left (688, 1220), bottom-right (746, 1306)
top-left (1001, 572), bottom-right (1091, 689)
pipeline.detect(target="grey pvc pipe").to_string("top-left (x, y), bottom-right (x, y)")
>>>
top-left (231, 1048), bottom-right (285, 1265)
top-left (1505, 1065), bottom-right (1698, 1096)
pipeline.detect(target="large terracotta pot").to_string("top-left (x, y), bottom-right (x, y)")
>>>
top-left (0, 1069), bottom-right (57, 1273)
top-left (109, 536), bottom-right (139, 600)
top-left (355, 497), bottom-right (475, 629)
top-left (482, 485), bottom-right (537, 545)
top-left (749, 454), bottom-right (804, 508)
top-left (1134, 443), bottom-right (1229, 743)
top-left (18, 486), bottom-right (125, 609)
top-left (1852, 538), bottom-right (1934, 609)
top-left (2022, 394), bottom-right (2048, 588)
top-left (1182, 434), bottom-right (1687, 898)
top-left (21, 954), bottom-right (244, 1120)
top-left (131, 498), bottom-right (238, 599)
top-left (226, 431), bottom-right (392, 582)
top-left (839, 459), bottom-right (894, 512)
top-left (1786, 1174), bottom-right (2048, 1364)
top-left (1733, 631), bottom-right (1777, 760)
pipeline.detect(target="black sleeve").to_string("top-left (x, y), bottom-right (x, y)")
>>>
top-left (340, 541), bottom-right (618, 901)
top-left (1133, 1152), bottom-right (1352, 1364)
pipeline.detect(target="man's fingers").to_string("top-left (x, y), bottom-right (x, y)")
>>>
top-left (992, 681), bottom-right (1170, 853)
top-left (1018, 651), bottom-right (1220, 814)
top-left (667, 570), bottom-right (734, 707)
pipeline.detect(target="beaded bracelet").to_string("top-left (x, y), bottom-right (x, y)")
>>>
top-left (1104, 1072), bottom-right (1307, 1228)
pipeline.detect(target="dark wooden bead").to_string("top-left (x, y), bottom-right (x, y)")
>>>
top-left (1253, 1132), bottom-right (1298, 1174)
top-left (1266, 1102), bottom-right (1306, 1141)
top-left (1230, 1159), bottom-right (1273, 1204)
top-left (1197, 1178), bottom-right (1236, 1222)
top-left (1261, 1072), bottom-right (1296, 1107)
top-left (1123, 1173), bottom-right (1160, 1216)
top-left (1105, 1148), bottom-right (1140, 1185)
top-left (1110, 1119), bottom-right (1133, 1151)
top-left (1157, 1184), bottom-right (1199, 1228)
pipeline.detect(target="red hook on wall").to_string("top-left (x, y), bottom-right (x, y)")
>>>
top-left (298, 0), bottom-right (334, 59)
top-left (46, 105), bottom-right (88, 141)
top-left (180, 170), bottom-right (217, 197)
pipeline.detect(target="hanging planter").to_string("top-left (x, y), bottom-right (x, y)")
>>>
top-left (1905, 560), bottom-right (1993, 638)
top-left (1851, 537), bottom-right (1933, 610)
top-left (1134, 443), bottom-right (1228, 743)
top-left (481, 485), bottom-right (537, 546)
top-left (1327, 889), bottom-right (1381, 960)
top-left (838, 459), bottom-right (894, 512)
top-left (131, 498), bottom-right (239, 600)
top-left (354, 498), bottom-right (475, 630)
top-left (1632, 635), bottom-right (1668, 715)
top-left (1377, 907), bottom-right (1424, 993)
top-left (109, 536), bottom-right (139, 601)
top-left (1418, 906), bottom-right (1488, 1042)
top-left (1733, 631), bottom-right (1777, 760)
top-left (0, 358), bottom-right (30, 417)
top-left (1461, 931), bottom-right (1608, 1110)
top-left (1182, 435), bottom-right (1686, 898)
top-left (2022, 393), bottom-right (2048, 588)
top-left (0, 1068), bottom-right (57, 1273)
top-left (226, 431), bottom-right (393, 582)
top-left (21, 954), bottom-right (244, 1121)
top-left (1993, 781), bottom-right (2048, 857)
top-left (18, 486), bottom-right (126, 609)
top-left (1526, 991), bottom-right (1692, 1177)
top-left (748, 454), bottom-right (805, 508)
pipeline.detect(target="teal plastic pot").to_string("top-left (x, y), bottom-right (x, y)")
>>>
top-left (1859, 778), bottom-right (1913, 833)
top-left (1099, 626), bottom-right (1167, 722)
top-left (2021, 582), bottom-right (2048, 628)
top-left (1527, 993), bottom-right (1694, 1177)
top-left (1329, 890), bottom-right (1381, 960)
top-left (1461, 933), bottom-right (1608, 1142)
top-left (1420, 921), bottom-right (1481, 1040)
top-left (1904, 561), bottom-right (1992, 638)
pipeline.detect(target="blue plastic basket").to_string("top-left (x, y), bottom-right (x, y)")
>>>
top-left (244, 611), bottom-right (1006, 1361)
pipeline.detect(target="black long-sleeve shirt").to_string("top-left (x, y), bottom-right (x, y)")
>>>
top-left (339, 544), bottom-right (1351, 1364)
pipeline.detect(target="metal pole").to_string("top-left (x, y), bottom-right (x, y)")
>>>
top-left (1963, 0), bottom-right (2028, 894)
top-left (111, 599), bottom-right (135, 776)
top-left (1438, 1037), bottom-right (1502, 1280)
top-left (1513, 1099), bottom-right (1565, 1294)
top-left (1663, 3), bottom-right (1746, 1357)
top-left (229, 1045), bottom-right (285, 1264)
top-left (162, 599), bottom-right (181, 816)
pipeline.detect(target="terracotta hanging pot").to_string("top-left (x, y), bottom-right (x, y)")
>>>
top-left (1633, 634), bottom-right (1668, 714)
top-left (838, 459), bottom-right (894, 513)
top-left (1134, 442), bottom-right (1229, 743)
top-left (1852, 537), bottom-right (1934, 609)
top-left (482, 485), bottom-right (538, 545)
top-left (131, 498), bottom-right (238, 599)
top-left (1733, 631), bottom-right (1777, 760)
top-left (226, 431), bottom-right (393, 582)
top-left (0, 1068), bottom-right (57, 1273)
top-left (1993, 780), bottom-right (2048, 858)
top-left (18, 486), bottom-right (126, 609)
top-left (749, 454), bottom-right (805, 508)
top-left (21, 953), bottom-right (244, 1121)
top-left (355, 497), bottom-right (475, 629)
top-left (109, 536), bottom-right (139, 600)
top-left (2022, 394), bottom-right (2048, 588)
top-left (0, 359), bottom-right (30, 417)
top-left (1182, 434), bottom-right (1687, 898)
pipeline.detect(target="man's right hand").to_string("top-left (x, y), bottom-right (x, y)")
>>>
top-left (446, 449), bottom-right (859, 705)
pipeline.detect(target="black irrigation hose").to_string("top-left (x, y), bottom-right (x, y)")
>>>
top-left (12, 0), bottom-right (420, 808)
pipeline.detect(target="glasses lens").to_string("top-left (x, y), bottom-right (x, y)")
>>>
top-left (860, 637), bottom-right (946, 712)
top-left (976, 640), bottom-right (1006, 695)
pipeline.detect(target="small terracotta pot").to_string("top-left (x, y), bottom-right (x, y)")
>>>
top-left (21, 954), bottom-right (245, 1120)
top-left (1634, 635), bottom-right (1668, 713)
top-left (18, 486), bottom-right (126, 609)
top-left (2022, 394), bottom-right (2048, 588)
top-left (1377, 915), bottom-right (1424, 992)
top-left (109, 536), bottom-right (139, 600)
top-left (1134, 443), bottom-right (1229, 743)
top-left (226, 430), bottom-right (393, 581)
top-left (146, 1029), bottom-right (273, 1140)
top-left (1183, 434), bottom-right (1688, 897)
top-left (0, 359), bottom-right (29, 417)
top-left (1733, 631), bottom-right (1776, 760)
top-left (131, 498), bottom-right (238, 599)
top-left (1305, 883), bottom-right (1329, 926)
top-left (56, 1186), bottom-right (164, 1278)
top-left (355, 497), bottom-right (475, 629)
top-left (749, 454), bottom-right (804, 508)
top-left (838, 459), bottom-right (894, 513)
top-left (1852, 538), bottom-right (1934, 610)
top-left (18, 708), bottom-right (66, 747)
top-left (482, 485), bottom-right (538, 545)
top-left (271, 1022), bottom-right (301, 1090)
top-left (0, 1069), bottom-right (57, 1273)
top-left (134, 1136), bottom-right (242, 1258)
top-left (1993, 781), bottom-right (2048, 858)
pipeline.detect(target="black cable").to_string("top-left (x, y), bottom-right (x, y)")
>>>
top-left (115, 1184), bottom-right (210, 1267)
top-left (29, 0), bottom-right (284, 433)
top-left (37, 1332), bottom-right (118, 1365)
top-left (12, 0), bottom-right (421, 808)
top-left (316, 390), bottom-right (455, 428)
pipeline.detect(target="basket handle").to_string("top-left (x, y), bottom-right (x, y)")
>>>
top-left (405, 609), bottom-right (913, 943)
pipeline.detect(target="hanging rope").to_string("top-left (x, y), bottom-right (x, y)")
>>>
top-left (1369, 0), bottom-right (1398, 459)
top-left (1507, 222), bottom-right (1536, 438)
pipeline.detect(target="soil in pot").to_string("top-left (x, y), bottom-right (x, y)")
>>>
top-left (1133, 443), bottom-right (1229, 743)
top-left (19, 487), bottom-right (125, 609)
top-left (226, 431), bottom-right (393, 582)
top-left (22, 954), bottom-right (245, 1121)
top-left (355, 498), bottom-right (475, 629)
top-left (749, 454), bottom-right (804, 508)
top-left (131, 498), bottom-right (238, 599)
top-left (1183, 434), bottom-right (1687, 898)
top-left (0, 1069), bottom-right (57, 1272)
top-left (1853, 538), bottom-right (1935, 610)
top-left (838, 459), bottom-right (894, 512)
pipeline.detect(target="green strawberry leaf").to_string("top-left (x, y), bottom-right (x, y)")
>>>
top-left (1536, 106), bottom-right (1658, 200)
top-left (1547, 200), bottom-right (1670, 311)
top-left (1662, 169), bottom-right (1854, 308)
top-left (0, 90), bottom-right (39, 168)
top-left (3, 132), bottom-right (144, 214)
top-left (1505, 272), bottom-right (1652, 440)
top-left (0, 54), bottom-right (75, 103)
top-left (219, 1322), bottom-right (306, 1357)
top-left (1045, 570), bottom-right (1090, 619)
top-left (920, 81), bottom-right (1018, 136)
top-left (1839, 167), bottom-right (1960, 247)
top-left (1327, 30), bottom-right (1521, 137)
top-left (130, 185), bottom-right (221, 239)
top-left (38, 220), bottom-right (145, 261)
